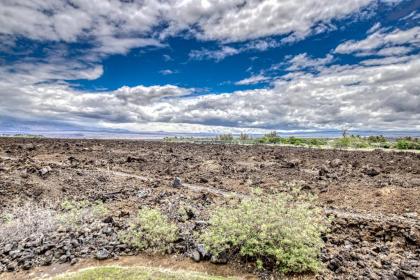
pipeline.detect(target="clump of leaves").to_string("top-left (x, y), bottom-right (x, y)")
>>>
top-left (59, 200), bottom-right (108, 227)
top-left (394, 138), bottom-right (420, 150)
top-left (332, 136), bottom-right (370, 149)
top-left (119, 208), bottom-right (179, 253)
top-left (200, 190), bottom-right (329, 274)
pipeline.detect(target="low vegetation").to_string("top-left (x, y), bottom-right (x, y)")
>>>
top-left (332, 136), bottom-right (370, 149)
top-left (164, 132), bottom-right (419, 150)
top-left (258, 133), bottom-right (327, 146)
top-left (0, 134), bottom-right (45, 138)
top-left (394, 138), bottom-right (420, 150)
top-left (53, 266), bottom-right (235, 280)
top-left (215, 134), bottom-right (234, 141)
top-left (0, 203), bottom-right (58, 243)
top-left (0, 200), bottom-right (109, 243)
top-left (119, 208), bottom-right (179, 252)
top-left (200, 190), bottom-right (329, 274)
top-left (59, 200), bottom-right (109, 227)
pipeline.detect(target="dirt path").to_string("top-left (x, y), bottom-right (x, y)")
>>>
top-left (87, 168), bottom-right (420, 227)
top-left (0, 255), bottom-right (258, 280)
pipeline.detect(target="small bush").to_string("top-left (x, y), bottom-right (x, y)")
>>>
top-left (332, 136), bottom-right (369, 149)
top-left (200, 190), bottom-right (328, 274)
top-left (258, 131), bottom-right (281, 144)
top-left (394, 139), bottom-right (420, 150)
top-left (59, 200), bottom-right (108, 227)
top-left (283, 136), bottom-right (305, 146)
top-left (306, 138), bottom-right (328, 146)
top-left (367, 135), bottom-right (386, 143)
top-left (119, 208), bottom-right (179, 252)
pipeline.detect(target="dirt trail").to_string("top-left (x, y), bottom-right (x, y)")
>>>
top-left (0, 255), bottom-right (258, 280)
top-left (81, 167), bottom-right (420, 227)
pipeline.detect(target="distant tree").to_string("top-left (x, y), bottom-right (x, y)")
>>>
top-left (216, 134), bottom-right (234, 141)
top-left (239, 133), bottom-right (251, 140)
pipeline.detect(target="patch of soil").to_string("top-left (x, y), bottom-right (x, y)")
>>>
top-left (0, 138), bottom-right (419, 279)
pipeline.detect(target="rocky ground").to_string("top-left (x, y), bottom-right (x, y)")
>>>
top-left (0, 138), bottom-right (419, 279)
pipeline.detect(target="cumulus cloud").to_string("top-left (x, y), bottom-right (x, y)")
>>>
top-left (1, 53), bottom-right (419, 132)
top-left (164, 0), bottom-right (376, 42)
top-left (0, 0), bottom-right (165, 56)
top-left (0, 0), bottom-right (382, 57)
top-left (335, 26), bottom-right (420, 56)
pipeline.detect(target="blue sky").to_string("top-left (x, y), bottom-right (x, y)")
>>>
top-left (0, 0), bottom-right (419, 135)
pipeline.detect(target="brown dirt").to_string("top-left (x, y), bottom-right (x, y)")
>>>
top-left (0, 255), bottom-right (258, 280)
top-left (0, 138), bottom-right (419, 279)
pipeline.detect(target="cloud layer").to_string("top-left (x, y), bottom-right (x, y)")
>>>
top-left (0, 1), bottom-right (419, 133)
top-left (1, 0), bottom-right (379, 54)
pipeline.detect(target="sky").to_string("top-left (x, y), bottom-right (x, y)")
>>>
top-left (0, 0), bottom-right (419, 135)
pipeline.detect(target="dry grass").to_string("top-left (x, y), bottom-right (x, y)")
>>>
top-left (52, 266), bottom-right (236, 280)
top-left (0, 200), bottom-right (109, 244)
top-left (0, 203), bottom-right (58, 244)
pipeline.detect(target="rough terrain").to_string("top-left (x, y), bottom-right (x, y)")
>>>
top-left (0, 138), bottom-right (419, 279)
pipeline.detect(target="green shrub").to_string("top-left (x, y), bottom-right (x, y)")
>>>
top-left (367, 135), bottom-right (386, 143)
top-left (333, 136), bottom-right (369, 149)
top-left (257, 134), bottom-right (327, 146)
top-left (281, 137), bottom-right (328, 146)
top-left (119, 208), bottom-right (178, 252)
top-left (200, 190), bottom-right (328, 274)
top-left (283, 136), bottom-right (305, 146)
top-left (306, 138), bottom-right (328, 146)
top-left (59, 200), bottom-right (108, 226)
top-left (258, 131), bottom-right (281, 144)
top-left (394, 139), bottom-right (420, 150)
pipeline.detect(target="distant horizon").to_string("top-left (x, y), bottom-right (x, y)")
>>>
top-left (1, 129), bottom-right (419, 140)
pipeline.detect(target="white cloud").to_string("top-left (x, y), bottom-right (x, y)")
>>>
top-left (360, 55), bottom-right (415, 66)
top-left (0, 0), bottom-right (381, 57)
top-left (1, 53), bottom-right (419, 132)
top-left (0, 0), bottom-right (165, 56)
top-left (94, 37), bottom-right (163, 56)
top-left (189, 39), bottom-right (281, 61)
top-left (164, 0), bottom-right (376, 42)
top-left (189, 46), bottom-right (240, 61)
top-left (163, 54), bottom-right (173, 61)
top-left (235, 75), bottom-right (270, 85)
top-left (335, 26), bottom-right (420, 55)
top-left (160, 69), bottom-right (176, 75)
top-left (367, 22), bottom-right (381, 34)
top-left (285, 53), bottom-right (334, 71)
